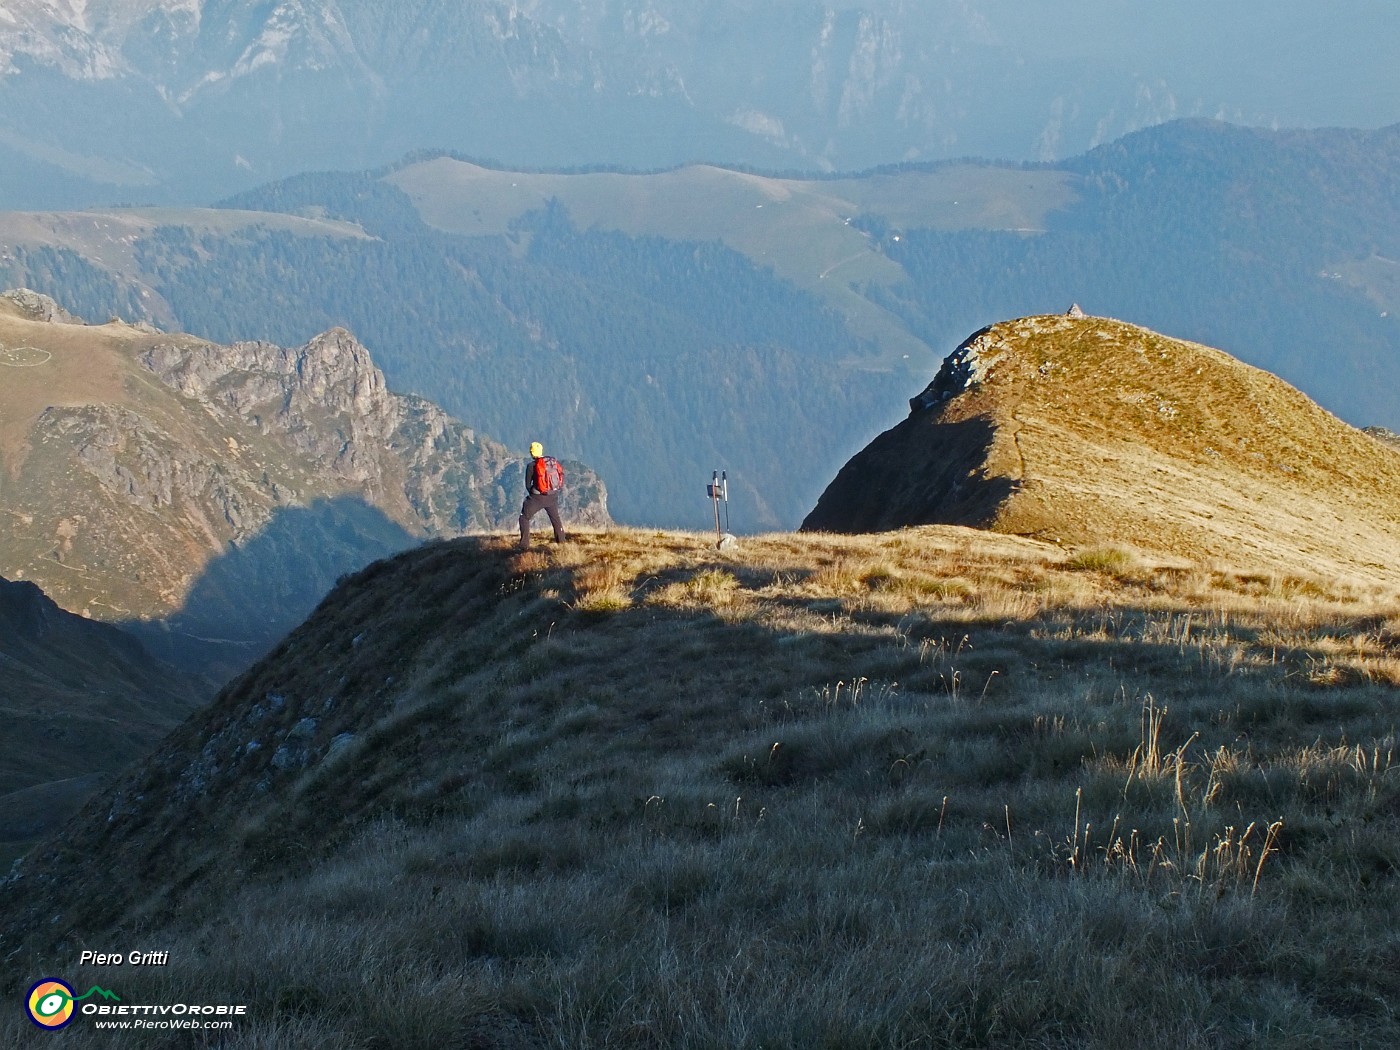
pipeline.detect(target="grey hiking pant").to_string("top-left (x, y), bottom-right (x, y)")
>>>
top-left (520, 492), bottom-right (566, 547)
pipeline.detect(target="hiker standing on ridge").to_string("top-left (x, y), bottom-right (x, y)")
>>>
top-left (520, 441), bottom-right (567, 549)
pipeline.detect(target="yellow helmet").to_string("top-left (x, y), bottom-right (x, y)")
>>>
top-left (529, 442), bottom-right (544, 458)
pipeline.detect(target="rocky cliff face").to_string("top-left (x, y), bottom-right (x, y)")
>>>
top-left (136, 327), bottom-right (609, 536)
top-left (0, 289), bottom-right (609, 675)
top-left (0, 286), bottom-right (85, 324)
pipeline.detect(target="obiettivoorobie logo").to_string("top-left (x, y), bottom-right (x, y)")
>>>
top-left (26, 979), bottom-right (120, 1030)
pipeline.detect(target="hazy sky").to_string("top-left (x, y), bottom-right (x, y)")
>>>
top-left (974, 0), bottom-right (1400, 130)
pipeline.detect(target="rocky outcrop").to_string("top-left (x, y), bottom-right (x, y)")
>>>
top-left (138, 327), bottom-right (610, 536)
top-left (1364, 426), bottom-right (1400, 452)
top-left (907, 325), bottom-right (1003, 413)
top-left (0, 288), bottom-right (84, 324)
top-left (141, 330), bottom-right (389, 432)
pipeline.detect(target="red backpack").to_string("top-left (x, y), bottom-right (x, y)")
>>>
top-left (535, 456), bottom-right (565, 493)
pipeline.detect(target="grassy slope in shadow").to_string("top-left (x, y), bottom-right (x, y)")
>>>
top-left (2, 527), bottom-right (1398, 1048)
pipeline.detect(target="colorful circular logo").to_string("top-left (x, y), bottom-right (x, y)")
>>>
top-left (26, 979), bottom-right (76, 1030)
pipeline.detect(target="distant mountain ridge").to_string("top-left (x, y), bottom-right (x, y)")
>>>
top-left (804, 312), bottom-right (1400, 587)
top-left (0, 288), bottom-right (609, 674)
top-left (4, 1), bottom-right (1392, 207)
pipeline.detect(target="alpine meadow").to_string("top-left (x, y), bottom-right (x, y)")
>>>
top-left (2, 3), bottom-right (1400, 1048)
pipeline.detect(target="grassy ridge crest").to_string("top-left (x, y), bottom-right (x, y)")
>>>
top-left (3, 526), bottom-right (1399, 1046)
top-left (806, 313), bottom-right (1400, 588)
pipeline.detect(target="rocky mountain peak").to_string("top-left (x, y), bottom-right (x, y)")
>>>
top-left (138, 325), bottom-right (469, 499)
top-left (0, 287), bottom-right (84, 323)
top-left (141, 325), bottom-right (391, 435)
top-left (294, 326), bottom-right (389, 418)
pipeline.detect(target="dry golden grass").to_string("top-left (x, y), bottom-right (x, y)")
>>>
top-left (810, 314), bottom-right (1400, 590)
top-left (4, 524), bottom-right (1399, 1048)
top-left (0, 310), bottom-right (132, 474)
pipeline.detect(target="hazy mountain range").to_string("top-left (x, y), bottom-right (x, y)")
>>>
top-left (4, 119), bottom-right (1399, 531)
top-left (2, 5), bottom-right (1398, 1044)
top-left (2, 1), bottom-right (1397, 208)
